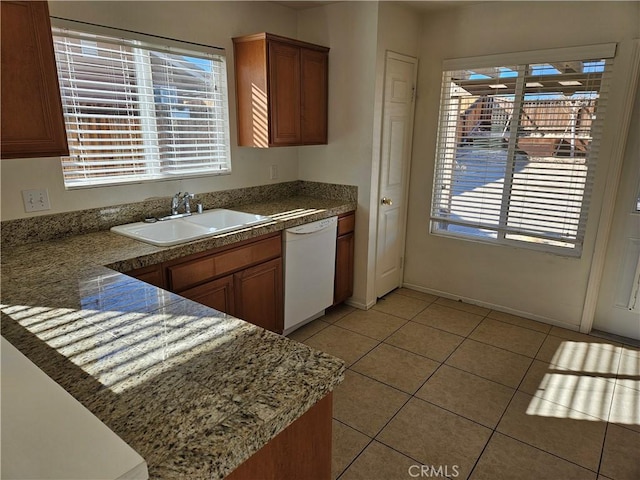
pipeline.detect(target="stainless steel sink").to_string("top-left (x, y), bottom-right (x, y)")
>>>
top-left (110, 209), bottom-right (273, 246)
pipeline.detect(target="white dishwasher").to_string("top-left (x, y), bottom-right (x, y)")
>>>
top-left (284, 216), bottom-right (338, 335)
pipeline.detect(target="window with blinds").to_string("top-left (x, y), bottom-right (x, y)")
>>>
top-left (51, 26), bottom-right (231, 188)
top-left (431, 45), bottom-right (615, 255)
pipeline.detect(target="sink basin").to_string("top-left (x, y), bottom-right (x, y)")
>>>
top-left (110, 209), bottom-right (273, 246)
top-left (111, 219), bottom-right (211, 246)
top-left (183, 209), bottom-right (272, 232)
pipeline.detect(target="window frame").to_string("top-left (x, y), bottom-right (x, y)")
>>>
top-left (50, 18), bottom-right (232, 189)
top-left (430, 43), bottom-right (617, 257)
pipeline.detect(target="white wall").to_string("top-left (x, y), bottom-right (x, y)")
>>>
top-left (295, 1), bottom-right (420, 308)
top-left (296, 1), bottom-right (380, 308)
top-left (1, 0), bottom-right (422, 313)
top-left (404, 1), bottom-right (640, 328)
top-left (1, 1), bottom-right (299, 220)
top-left (10, 0), bottom-right (631, 328)
top-left (367, 2), bottom-right (421, 303)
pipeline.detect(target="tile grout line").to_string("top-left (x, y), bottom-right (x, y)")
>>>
top-left (467, 320), bottom-right (548, 478)
top-left (335, 295), bottom-right (446, 478)
top-left (489, 430), bottom-right (604, 476)
top-left (479, 313), bottom-right (552, 335)
top-left (333, 297), bottom-right (546, 467)
top-left (480, 312), bottom-right (614, 472)
top-left (315, 294), bottom-right (630, 478)
top-left (472, 327), bottom-right (610, 477)
top-left (449, 310), bottom-right (500, 480)
top-left (320, 295), bottom-right (442, 369)
top-left (294, 307), bottom-right (357, 343)
top-left (332, 418), bottom-right (376, 480)
top-left (511, 329), bottom-right (627, 442)
top-left (359, 315), bottom-right (490, 478)
top-left (334, 413), bottom-right (436, 480)
top-left (595, 345), bottom-right (624, 477)
top-left (406, 308), bottom-right (548, 364)
top-left (306, 294), bottom-right (551, 362)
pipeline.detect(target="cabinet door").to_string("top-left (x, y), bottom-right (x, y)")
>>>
top-left (268, 41), bottom-right (300, 145)
top-left (301, 48), bottom-right (328, 145)
top-left (127, 264), bottom-right (166, 289)
top-left (234, 258), bottom-right (283, 333)
top-left (233, 36), bottom-right (268, 147)
top-left (1, 1), bottom-right (68, 159)
top-left (334, 232), bottom-right (355, 305)
top-left (180, 275), bottom-right (235, 314)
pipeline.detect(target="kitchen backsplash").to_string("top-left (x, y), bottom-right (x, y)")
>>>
top-left (1, 181), bottom-right (357, 247)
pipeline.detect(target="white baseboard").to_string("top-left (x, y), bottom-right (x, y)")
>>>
top-left (344, 298), bottom-right (376, 310)
top-left (401, 282), bottom-right (581, 332)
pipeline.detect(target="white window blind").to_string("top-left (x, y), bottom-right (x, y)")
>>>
top-left (431, 47), bottom-right (614, 255)
top-left (51, 26), bottom-right (231, 188)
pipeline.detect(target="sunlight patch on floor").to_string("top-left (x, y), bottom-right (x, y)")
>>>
top-left (527, 340), bottom-right (639, 425)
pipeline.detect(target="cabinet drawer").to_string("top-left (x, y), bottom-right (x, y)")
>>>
top-left (337, 213), bottom-right (355, 236)
top-left (169, 235), bottom-right (282, 292)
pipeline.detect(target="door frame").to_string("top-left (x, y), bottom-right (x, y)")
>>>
top-left (373, 50), bottom-right (419, 299)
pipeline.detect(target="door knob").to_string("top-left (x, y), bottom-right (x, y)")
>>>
top-left (381, 197), bottom-right (393, 206)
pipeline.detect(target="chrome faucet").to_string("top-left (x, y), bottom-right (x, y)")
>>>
top-left (181, 192), bottom-right (195, 214)
top-left (171, 193), bottom-right (181, 215)
top-left (171, 192), bottom-right (195, 215)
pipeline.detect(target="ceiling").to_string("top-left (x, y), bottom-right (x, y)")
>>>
top-left (272, 1), bottom-right (483, 12)
top-left (271, 1), bottom-right (335, 8)
top-left (397, 1), bottom-right (484, 12)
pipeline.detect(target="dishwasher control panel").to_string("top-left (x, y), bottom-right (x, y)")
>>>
top-left (286, 216), bottom-right (337, 235)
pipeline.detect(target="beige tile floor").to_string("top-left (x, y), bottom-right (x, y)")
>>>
top-left (287, 289), bottom-right (640, 480)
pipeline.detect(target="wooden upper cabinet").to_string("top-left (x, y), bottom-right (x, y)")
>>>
top-left (233, 33), bottom-right (328, 147)
top-left (1, 1), bottom-right (68, 159)
top-left (269, 41), bottom-right (301, 145)
top-left (300, 48), bottom-right (328, 144)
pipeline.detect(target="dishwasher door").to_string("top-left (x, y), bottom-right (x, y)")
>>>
top-left (284, 216), bottom-right (338, 334)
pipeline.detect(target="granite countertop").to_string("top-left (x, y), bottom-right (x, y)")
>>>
top-left (0, 194), bottom-right (355, 479)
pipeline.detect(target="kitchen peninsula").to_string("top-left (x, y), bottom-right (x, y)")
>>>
top-left (1, 182), bottom-right (355, 478)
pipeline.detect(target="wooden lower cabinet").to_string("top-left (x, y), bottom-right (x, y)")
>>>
top-left (334, 213), bottom-right (355, 305)
top-left (180, 275), bottom-right (235, 314)
top-left (126, 233), bottom-right (284, 333)
top-left (126, 264), bottom-right (165, 289)
top-left (334, 231), bottom-right (354, 304)
top-left (234, 258), bottom-right (283, 332)
top-left (225, 392), bottom-right (332, 480)
top-left (127, 213), bottom-right (356, 331)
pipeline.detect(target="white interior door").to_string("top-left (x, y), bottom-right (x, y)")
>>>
top-left (375, 52), bottom-right (417, 298)
top-left (593, 93), bottom-right (640, 340)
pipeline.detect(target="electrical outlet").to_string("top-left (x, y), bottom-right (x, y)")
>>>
top-left (22, 189), bottom-right (51, 212)
top-left (269, 165), bottom-right (278, 180)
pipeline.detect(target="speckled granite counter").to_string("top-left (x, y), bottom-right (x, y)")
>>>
top-left (1, 193), bottom-right (354, 479)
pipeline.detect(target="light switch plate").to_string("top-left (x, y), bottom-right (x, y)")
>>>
top-left (269, 165), bottom-right (278, 180)
top-left (22, 189), bottom-right (51, 212)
